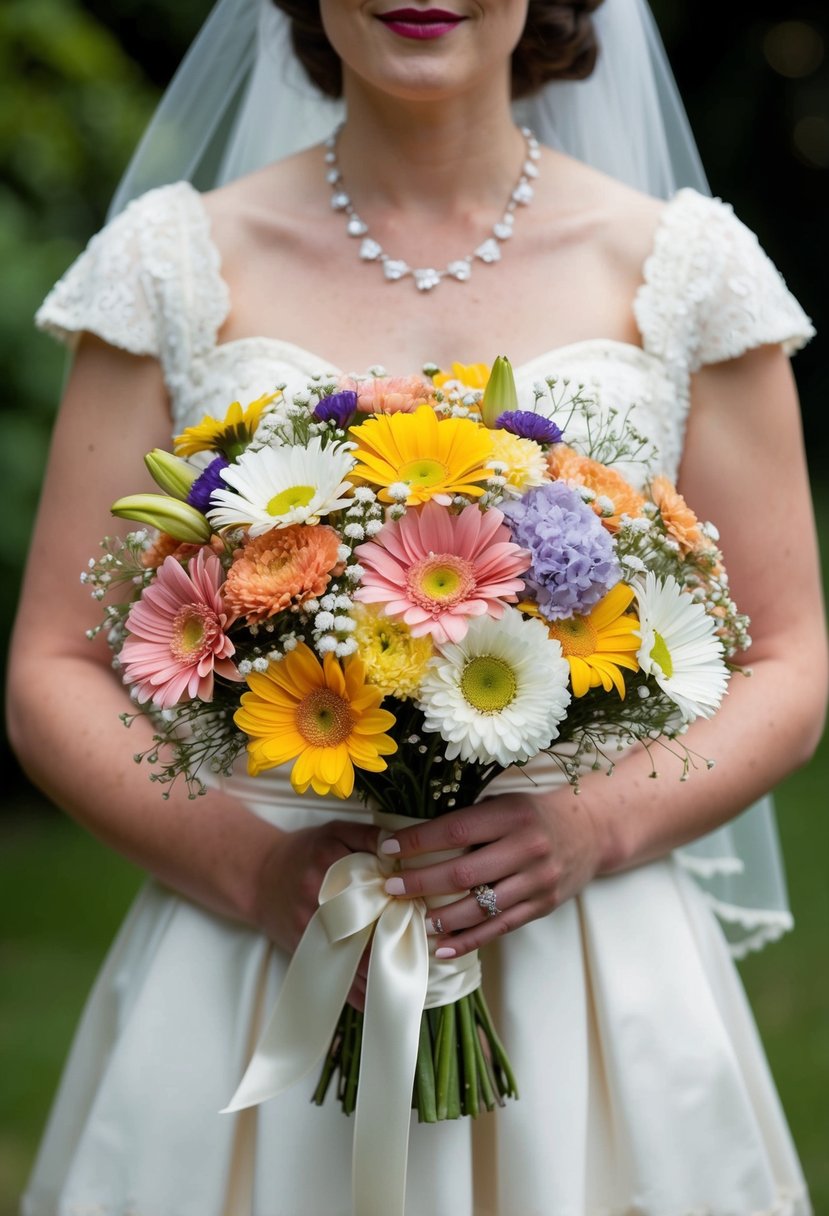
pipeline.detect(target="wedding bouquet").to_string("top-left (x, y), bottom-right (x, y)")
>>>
top-left (85, 356), bottom-right (748, 1132)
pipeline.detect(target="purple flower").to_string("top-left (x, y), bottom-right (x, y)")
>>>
top-left (313, 391), bottom-right (358, 427)
top-left (187, 455), bottom-right (230, 513)
top-left (495, 410), bottom-right (563, 445)
top-left (501, 481), bottom-right (620, 620)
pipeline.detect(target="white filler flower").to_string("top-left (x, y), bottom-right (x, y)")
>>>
top-left (417, 607), bottom-right (571, 767)
top-left (634, 571), bottom-right (729, 721)
top-left (208, 437), bottom-right (354, 536)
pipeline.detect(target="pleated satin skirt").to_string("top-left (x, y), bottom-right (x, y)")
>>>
top-left (22, 767), bottom-right (811, 1216)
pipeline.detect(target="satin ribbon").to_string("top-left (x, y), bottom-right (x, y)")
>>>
top-left (223, 829), bottom-right (481, 1216)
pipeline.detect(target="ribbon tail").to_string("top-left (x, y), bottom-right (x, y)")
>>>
top-left (352, 901), bottom-right (430, 1216)
top-left (222, 909), bottom-right (372, 1113)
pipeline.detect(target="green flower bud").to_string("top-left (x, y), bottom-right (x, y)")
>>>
top-left (144, 449), bottom-right (198, 500)
top-left (480, 355), bottom-right (519, 428)
top-left (111, 494), bottom-right (212, 543)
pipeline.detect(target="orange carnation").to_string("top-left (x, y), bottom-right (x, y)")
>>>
top-left (651, 476), bottom-right (705, 555)
top-left (547, 445), bottom-right (645, 532)
top-left (224, 524), bottom-right (341, 624)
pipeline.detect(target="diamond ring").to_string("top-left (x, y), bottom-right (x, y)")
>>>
top-left (471, 883), bottom-right (500, 918)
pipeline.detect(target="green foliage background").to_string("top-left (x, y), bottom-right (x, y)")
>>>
top-left (1, 1), bottom-right (827, 1212)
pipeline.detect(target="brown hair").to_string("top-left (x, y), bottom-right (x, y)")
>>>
top-left (272, 1), bottom-right (605, 101)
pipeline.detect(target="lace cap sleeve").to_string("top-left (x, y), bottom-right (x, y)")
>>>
top-left (35, 182), bottom-right (228, 372)
top-left (636, 188), bottom-right (815, 376)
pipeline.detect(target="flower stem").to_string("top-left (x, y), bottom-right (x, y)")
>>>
top-left (435, 1003), bottom-right (456, 1120)
top-left (473, 989), bottom-right (519, 1098)
top-left (343, 1007), bottom-right (363, 1116)
top-left (457, 995), bottom-right (480, 1117)
top-left (414, 1012), bottom-right (438, 1123)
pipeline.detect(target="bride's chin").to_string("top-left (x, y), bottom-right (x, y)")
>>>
top-left (343, 56), bottom-right (504, 108)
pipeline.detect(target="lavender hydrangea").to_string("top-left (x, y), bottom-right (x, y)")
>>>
top-left (187, 455), bottom-right (230, 513)
top-left (501, 481), bottom-right (620, 620)
top-left (495, 410), bottom-right (563, 445)
top-left (313, 390), bottom-right (358, 427)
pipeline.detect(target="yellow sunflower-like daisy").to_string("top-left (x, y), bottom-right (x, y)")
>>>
top-left (234, 643), bottom-right (397, 797)
top-left (174, 391), bottom-right (280, 458)
top-left (522, 583), bottom-right (640, 698)
top-left (348, 404), bottom-right (494, 506)
top-left (432, 362), bottom-right (491, 391)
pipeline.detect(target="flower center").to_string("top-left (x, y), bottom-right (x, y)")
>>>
top-left (649, 630), bottom-right (674, 678)
top-left (171, 604), bottom-right (219, 663)
top-left (266, 484), bottom-right (316, 517)
top-left (545, 615), bottom-right (599, 658)
top-left (397, 458), bottom-right (448, 489)
top-left (460, 655), bottom-right (517, 713)
top-left (295, 687), bottom-right (355, 747)
top-left (407, 552), bottom-right (476, 610)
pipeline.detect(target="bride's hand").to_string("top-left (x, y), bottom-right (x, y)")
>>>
top-left (379, 793), bottom-right (607, 958)
top-left (253, 819), bottom-right (379, 961)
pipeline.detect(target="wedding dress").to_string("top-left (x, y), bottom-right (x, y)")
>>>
top-left (25, 180), bottom-right (815, 1216)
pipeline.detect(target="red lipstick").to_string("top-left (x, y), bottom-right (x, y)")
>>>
top-left (378, 7), bottom-right (465, 40)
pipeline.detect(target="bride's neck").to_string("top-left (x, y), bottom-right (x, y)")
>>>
top-left (337, 84), bottom-right (525, 216)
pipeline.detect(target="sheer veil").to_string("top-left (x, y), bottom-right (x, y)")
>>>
top-left (107, 0), bottom-right (794, 956)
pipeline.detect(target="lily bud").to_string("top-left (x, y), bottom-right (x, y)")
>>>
top-left (111, 494), bottom-right (212, 543)
top-left (144, 449), bottom-right (198, 500)
top-left (481, 355), bottom-right (519, 428)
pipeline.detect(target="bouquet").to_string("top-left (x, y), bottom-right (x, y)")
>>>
top-left (85, 356), bottom-right (747, 1146)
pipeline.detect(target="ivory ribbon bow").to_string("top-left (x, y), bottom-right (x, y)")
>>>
top-left (223, 823), bottom-right (481, 1216)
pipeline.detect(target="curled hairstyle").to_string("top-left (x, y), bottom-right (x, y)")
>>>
top-left (272, 1), bottom-right (605, 101)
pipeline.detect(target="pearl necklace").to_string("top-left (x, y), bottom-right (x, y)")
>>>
top-left (324, 127), bottom-right (540, 292)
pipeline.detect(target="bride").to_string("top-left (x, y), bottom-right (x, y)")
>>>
top-left (9, 0), bottom-right (826, 1213)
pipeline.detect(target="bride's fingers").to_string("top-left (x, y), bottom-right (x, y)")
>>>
top-left (428, 874), bottom-right (524, 935)
top-left (381, 797), bottom-right (533, 861)
top-left (435, 898), bottom-right (545, 960)
top-left (384, 839), bottom-right (517, 900)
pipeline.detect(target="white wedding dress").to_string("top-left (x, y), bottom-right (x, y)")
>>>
top-left (26, 182), bottom-right (815, 1216)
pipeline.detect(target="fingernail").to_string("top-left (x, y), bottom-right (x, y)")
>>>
top-left (385, 877), bottom-right (406, 895)
top-left (435, 947), bottom-right (456, 959)
top-left (380, 837), bottom-right (401, 855)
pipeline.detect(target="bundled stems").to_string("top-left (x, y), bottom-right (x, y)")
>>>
top-left (314, 991), bottom-right (517, 1122)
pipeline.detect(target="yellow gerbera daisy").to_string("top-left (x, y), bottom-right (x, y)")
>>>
top-left (234, 643), bottom-right (397, 797)
top-left (174, 391), bottom-right (280, 458)
top-left (348, 404), bottom-right (494, 506)
top-left (522, 583), bottom-right (640, 698)
top-left (432, 362), bottom-right (491, 391)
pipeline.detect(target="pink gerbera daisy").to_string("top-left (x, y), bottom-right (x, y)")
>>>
top-left (354, 502), bottom-right (531, 644)
top-left (121, 550), bottom-right (241, 708)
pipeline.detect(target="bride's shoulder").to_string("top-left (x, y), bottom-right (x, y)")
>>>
top-left (196, 149), bottom-right (325, 265)
top-left (532, 150), bottom-right (668, 279)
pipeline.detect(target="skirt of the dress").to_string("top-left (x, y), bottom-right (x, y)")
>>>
top-left (21, 774), bottom-right (812, 1216)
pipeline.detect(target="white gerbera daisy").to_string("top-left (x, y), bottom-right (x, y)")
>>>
top-left (633, 571), bottom-right (729, 721)
top-left (417, 607), bottom-right (571, 767)
top-left (208, 437), bottom-right (355, 536)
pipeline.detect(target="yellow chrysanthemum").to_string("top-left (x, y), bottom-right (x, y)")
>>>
top-left (174, 391), bottom-right (280, 458)
top-left (352, 605), bottom-right (434, 698)
top-left (521, 584), bottom-right (640, 698)
top-left (433, 362), bottom-right (491, 391)
top-left (234, 643), bottom-right (397, 797)
top-left (348, 404), bottom-right (494, 506)
top-left (489, 429), bottom-right (550, 496)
